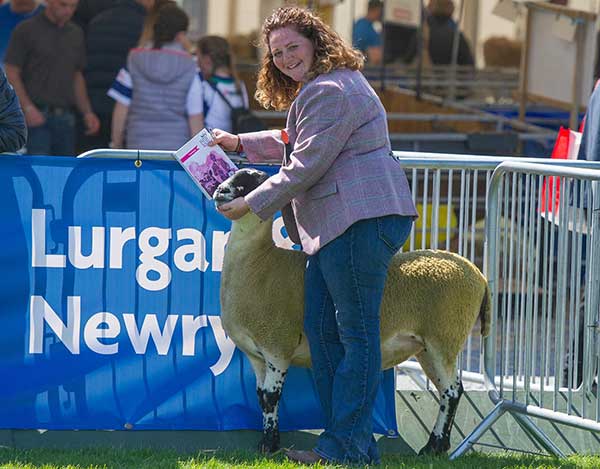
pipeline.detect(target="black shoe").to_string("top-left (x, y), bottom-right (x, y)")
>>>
top-left (285, 449), bottom-right (329, 464)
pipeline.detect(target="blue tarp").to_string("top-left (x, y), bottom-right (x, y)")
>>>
top-left (0, 155), bottom-right (398, 434)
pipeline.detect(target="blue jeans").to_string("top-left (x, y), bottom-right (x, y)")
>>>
top-left (304, 215), bottom-right (413, 464)
top-left (26, 108), bottom-right (76, 156)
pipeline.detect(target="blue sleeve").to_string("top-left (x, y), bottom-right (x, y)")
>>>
top-left (579, 85), bottom-right (600, 161)
top-left (107, 67), bottom-right (133, 105)
top-left (352, 19), bottom-right (381, 51)
top-left (0, 69), bottom-right (27, 153)
top-left (578, 116), bottom-right (588, 160)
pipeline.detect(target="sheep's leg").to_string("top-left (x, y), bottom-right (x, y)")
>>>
top-left (247, 355), bottom-right (267, 389)
top-left (256, 357), bottom-right (289, 453)
top-left (415, 351), bottom-right (464, 455)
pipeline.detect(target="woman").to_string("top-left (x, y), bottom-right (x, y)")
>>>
top-left (109, 3), bottom-right (202, 150)
top-left (196, 35), bottom-right (249, 133)
top-left (212, 6), bottom-right (417, 465)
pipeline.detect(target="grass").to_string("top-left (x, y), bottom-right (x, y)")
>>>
top-left (0, 448), bottom-right (599, 469)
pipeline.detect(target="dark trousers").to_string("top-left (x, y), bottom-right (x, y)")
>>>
top-left (76, 112), bottom-right (111, 154)
top-left (26, 107), bottom-right (76, 156)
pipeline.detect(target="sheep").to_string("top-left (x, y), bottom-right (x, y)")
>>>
top-left (214, 168), bottom-right (491, 456)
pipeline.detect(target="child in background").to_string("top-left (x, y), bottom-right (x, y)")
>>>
top-left (196, 35), bottom-right (249, 133)
top-left (108, 3), bottom-right (203, 150)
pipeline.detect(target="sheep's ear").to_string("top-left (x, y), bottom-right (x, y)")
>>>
top-left (241, 169), bottom-right (269, 191)
top-left (257, 171), bottom-right (269, 185)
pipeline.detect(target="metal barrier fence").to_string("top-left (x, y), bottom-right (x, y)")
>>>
top-left (450, 161), bottom-right (600, 459)
top-left (80, 149), bottom-right (600, 455)
top-left (391, 153), bottom-right (600, 380)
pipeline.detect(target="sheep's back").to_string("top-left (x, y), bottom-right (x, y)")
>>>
top-left (379, 250), bottom-right (487, 368)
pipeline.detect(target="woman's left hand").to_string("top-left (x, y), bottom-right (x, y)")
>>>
top-left (216, 197), bottom-right (250, 220)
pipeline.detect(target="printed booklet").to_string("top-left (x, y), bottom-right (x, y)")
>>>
top-left (174, 128), bottom-right (239, 199)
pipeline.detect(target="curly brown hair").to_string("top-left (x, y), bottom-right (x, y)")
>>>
top-left (255, 6), bottom-right (364, 110)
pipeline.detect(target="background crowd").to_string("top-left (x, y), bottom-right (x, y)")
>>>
top-left (0, 0), bottom-right (481, 157)
top-left (0, 0), bottom-right (250, 155)
top-left (352, 0), bottom-right (474, 67)
top-left (0, 0), bottom-right (586, 157)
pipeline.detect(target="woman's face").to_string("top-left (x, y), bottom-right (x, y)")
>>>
top-left (269, 27), bottom-right (314, 83)
top-left (197, 52), bottom-right (212, 78)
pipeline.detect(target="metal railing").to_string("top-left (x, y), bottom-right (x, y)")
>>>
top-left (391, 154), bottom-right (600, 381)
top-left (450, 162), bottom-right (600, 459)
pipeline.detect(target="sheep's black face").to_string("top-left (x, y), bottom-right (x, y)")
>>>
top-left (214, 169), bottom-right (269, 208)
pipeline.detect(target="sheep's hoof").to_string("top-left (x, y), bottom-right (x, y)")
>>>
top-left (418, 434), bottom-right (449, 456)
top-left (258, 434), bottom-right (280, 454)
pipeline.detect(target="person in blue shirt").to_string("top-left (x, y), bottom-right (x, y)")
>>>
top-left (0, 0), bottom-right (43, 65)
top-left (352, 0), bottom-right (383, 65)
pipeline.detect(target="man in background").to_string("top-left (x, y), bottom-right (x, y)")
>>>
top-left (352, 0), bottom-right (383, 65)
top-left (426, 0), bottom-right (474, 66)
top-left (0, 0), bottom-right (43, 64)
top-left (4, 0), bottom-right (99, 156)
top-left (72, 0), bottom-right (114, 32)
top-left (78, 0), bottom-right (153, 152)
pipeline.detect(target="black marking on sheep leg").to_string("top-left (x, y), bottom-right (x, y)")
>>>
top-left (419, 377), bottom-right (464, 455)
top-left (256, 363), bottom-right (287, 453)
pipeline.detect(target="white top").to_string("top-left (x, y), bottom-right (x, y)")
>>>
top-left (108, 66), bottom-right (203, 116)
top-left (108, 68), bottom-right (250, 133)
top-left (200, 73), bottom-right (249, 133)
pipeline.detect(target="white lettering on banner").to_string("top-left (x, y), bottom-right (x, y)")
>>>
top-left (208, 316), bottom-right (236, 375)
top-left (211, 231), bottom-right (229, 272)
top-left (30, 209), bottom-right (293, 291)
top-left (68, 226), bottom-right (105, 268)
top-left (175, 228), bottom-right (210, 272)
top-left (109, 227), bottom-right (136, 268)
top-left (123, 313), bottom-right (178, 355)
top-left (32, 209), bottom-right (66, 268)
top-left (28, 295), bottom-right (237, 375)
top-left (29, 295), bottom-right (80, 354)
top-left (136, 227), bottom-right (172, 291)
top-left (30, 209), bottom-right (216, 291)
top-left (272, 217), bottom-right (295, 249)
top-left (182, 314), bottom-right (208, 356)
top-left (84, 312), bottom-right (120, 354)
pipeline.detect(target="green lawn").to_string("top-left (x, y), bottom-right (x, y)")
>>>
top-left (0, 448), bottom-right (599, 469)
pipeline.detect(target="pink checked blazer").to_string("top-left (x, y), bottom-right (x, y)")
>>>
top-left (241, 68), bottom-right (418, 255)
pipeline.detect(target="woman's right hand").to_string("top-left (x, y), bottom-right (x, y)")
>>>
top-left (209, 128), bottom-right (239, 152)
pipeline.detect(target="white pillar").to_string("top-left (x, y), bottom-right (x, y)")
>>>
top-left (461, 0), bottom-right (480, 62)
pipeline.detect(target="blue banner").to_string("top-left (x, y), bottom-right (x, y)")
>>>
top-left (0, 155), bottom-right (397, 434)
